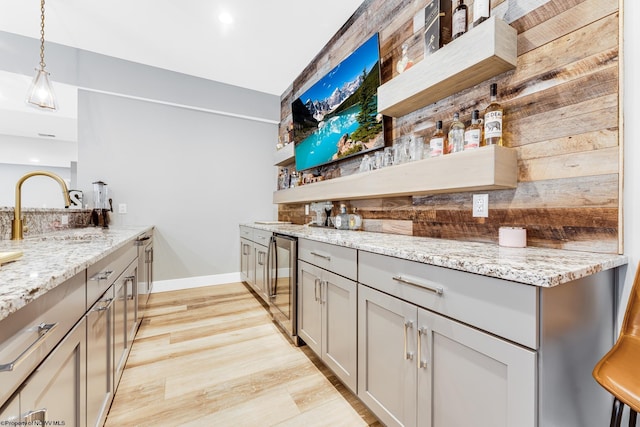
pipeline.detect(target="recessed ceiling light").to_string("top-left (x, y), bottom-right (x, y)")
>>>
top-left (219, 12), bottom-right (233, 25)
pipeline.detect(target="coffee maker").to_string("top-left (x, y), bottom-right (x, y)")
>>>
top-left (91, 181), bottom-right (112, 228)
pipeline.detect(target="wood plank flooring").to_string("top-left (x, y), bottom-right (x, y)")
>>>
top-left (105, 282), bottom-right (381, 427)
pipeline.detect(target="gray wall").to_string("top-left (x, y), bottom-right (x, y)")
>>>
top-left (78, 91), bottom-right (276, 280)
top-left (0, 30), bottom-right (280, 282)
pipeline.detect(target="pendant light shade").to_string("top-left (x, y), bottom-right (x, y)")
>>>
top-left (26, 0), bottom-right (57, 111)
top-left (26, 68), bottom-right (57, 110)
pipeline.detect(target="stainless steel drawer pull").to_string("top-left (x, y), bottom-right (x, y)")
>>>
top-left (392, 275), bottom-right (444, 296)
top-left (0, 323), bottom-right (58, 372)
top-left (90, 270), bottom-right (114, 281)
top-left (418, 327), bottom-right (428, 369)
top-left (310, 251), bottom-right (331, 261)
top-left (404, 320), bottom-right (414, 360)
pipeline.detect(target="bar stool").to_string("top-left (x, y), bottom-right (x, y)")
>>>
top-left (593, 262), bottom-right (640, 427)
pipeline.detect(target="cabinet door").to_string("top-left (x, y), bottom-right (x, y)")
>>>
top-left (124, 262), bottom-right (138, 345)
top-left (322, 269), bottom-right (357, 393)
top-left (0, 394), bottom-right (20, 424)
top-left (358, 285), bottom-right (417, 427)
top-left (297, 261), bottom-right (322, 355)
top-left (20, 318), bottom-right (86, 427)
top-left (417, 307), bottom-right (536, 427)
top-left (254, 243), bottom-right (269, 302)
top-left (113, 277), bottom-right (127, 389)
top-left (240, 238), bottom-right (255, 284)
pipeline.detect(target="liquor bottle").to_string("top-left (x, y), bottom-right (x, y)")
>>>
top-left (447, 112), bottom-right (465, 154)
top-left (396, 43), bottom-right (414, 74)
top-left (429, 121), bottom-right (446, 157)
top-left (464, 110), bottom-right (482, 150)
top-left (473, 0), bottom-right (490, 28)
top-left (483, 83), bottom-right (504, 146)
top-left (334, 204), bottom-right (350, 230)
top-left (452, 0), bottom-right (467, 40)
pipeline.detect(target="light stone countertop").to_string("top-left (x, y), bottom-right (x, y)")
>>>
top-left (243, 223), bottom-right (629, 288)
top-left (0, 226), bottom-right (152, 322)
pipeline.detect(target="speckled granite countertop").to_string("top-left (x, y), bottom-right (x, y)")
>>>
top-left (242, 223), bottom-right (628, 288)
top-left (0, 226), bottom-right (152, 322)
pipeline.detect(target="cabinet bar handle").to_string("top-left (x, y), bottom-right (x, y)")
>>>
top-left (392, 275), bottom-right (444, 296)
top-left (418, 327), bottom-right (428, 369)
top-left (0, 323), bottom-right (58, 372)
top-left (310, 251), bottom-right (331, 261)
top-left (314, 278), bottom-right (321, 302)
top-left (242, 244), bottom-right (250, 256)
top-left (404, 320), bottom-right (414, 360)
top-left (90, 270), bottom-right (114, 282)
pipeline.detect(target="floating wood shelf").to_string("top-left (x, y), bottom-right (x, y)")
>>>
top-left (377, 16), bottom-right (517, 118)
top-left (274, 143), bottom-right (295, 166)
top-left (272, 145), bottom-right (517, 204)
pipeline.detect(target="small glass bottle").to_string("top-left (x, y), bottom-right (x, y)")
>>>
top-left (447, 112), bottom-right (465, 154)
top-left (452, 0), bottom-right (468, 40)
top-left (464, 110), bottom-right (483, 150)
top-left (484, 83), bottom-right (504, 146)
top-left (334, 204), bottom-right (350, 230)
top-left (429, 121), bottom-right (445, 157)
top-left (473, 0), bottom-right (490, 28)
top-left (348, 208), bottom-right (362, 230)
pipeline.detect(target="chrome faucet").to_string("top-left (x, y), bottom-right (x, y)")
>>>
top-left (11, 171), bottom-right (72, 240)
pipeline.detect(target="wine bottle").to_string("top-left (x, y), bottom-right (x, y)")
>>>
top-left (464, 110), bottom-right (482, 150)
top-left (483, 83), bottom-right (504, 146)
top-left (452, 0), bottom-right (467, 40)
top-left (429, 121), bottom-right (445, 157)
top-left (447, 112), bottom-right (465, 154)
top-left (473, 0), bottom-right (490, 28)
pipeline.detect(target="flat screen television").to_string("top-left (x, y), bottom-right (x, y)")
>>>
top-left (292, 33), bottom-right (384, 172)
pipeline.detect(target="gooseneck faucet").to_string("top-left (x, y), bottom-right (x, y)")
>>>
top-left (11, 171), bottom-right (71, 240)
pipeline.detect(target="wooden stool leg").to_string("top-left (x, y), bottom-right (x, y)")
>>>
top-left (611, 398), bottom-right (624, 427)
top-left (629, 409), bottom-right (637, 427)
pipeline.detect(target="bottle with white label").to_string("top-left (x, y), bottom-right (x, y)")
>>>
top-left (483, 83), bottom-right (504, 146)
top-left (334, 204), bottom-right (350, 230)
top-left (464, 110), bottom-right (482, 150)
top-left (473, 0), bottom-right (490, 27)
top-left (452, 0), bottom-right (467, 40)
top-left (429, 121), bottom-right (445, 157)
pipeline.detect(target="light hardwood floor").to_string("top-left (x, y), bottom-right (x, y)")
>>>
top-left (105, 282), bottom-right (381, 427)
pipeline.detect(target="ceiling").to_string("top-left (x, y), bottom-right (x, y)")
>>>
top-left (0, 0), bottom-right (365, 96)
top-left (0, 0), bottom-right (365, 165)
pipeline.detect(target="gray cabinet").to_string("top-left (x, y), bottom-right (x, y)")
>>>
top-left (86, 287), bottom-right (114, 427)
top-left (298, 260), bottom-right (358, 393)
top-left (358, 284), bottom-right (536, 427)
top-left (254, 242), bottom-right (269, 302)
top-left (0, 393), bottom-right (19, 424)
top-left (240, 237), bottom-right (255, 285)
top-left (20, 317), bottom-right (87, 427)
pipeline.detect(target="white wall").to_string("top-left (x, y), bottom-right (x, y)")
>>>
top-left (0, 163), bottom-right (71, 208)
top-left (619, 1), bottom-right (640, 327)
top-left (77, 91), bottom-right (277, 281)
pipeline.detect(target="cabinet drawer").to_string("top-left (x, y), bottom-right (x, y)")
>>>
top-left (358, 251), bottom-right (538, 349)
top-left (298, 239), bottom-right (357, 281)
top-left (253, 229), bottom-right (272, 246)
top-left (87, 242), bottom-right (137, 308)
top-left (239, 225), bottom-right (254, 240)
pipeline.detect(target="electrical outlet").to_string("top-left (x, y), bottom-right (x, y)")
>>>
top-left (61, 215), bottom-right (69, 225)
top-left (118, 203), bottom-right (127, 214)
top-left (473, 194), bottom-right (489, 218)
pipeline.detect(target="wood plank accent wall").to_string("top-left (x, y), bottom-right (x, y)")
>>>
top-left (277, 0), bottom-right (621, 254)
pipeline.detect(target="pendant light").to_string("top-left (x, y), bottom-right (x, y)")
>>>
top-left (25, 0), bottom-right (57, 110)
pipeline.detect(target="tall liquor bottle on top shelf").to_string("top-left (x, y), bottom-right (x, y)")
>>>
top-left (473, 0), bottom-right (490, 27)
top-left (483, 83), bottom-right (504, 146)
top-left (452, 0), bottom-right (467, 40)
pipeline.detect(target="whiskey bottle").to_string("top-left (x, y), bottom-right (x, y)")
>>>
top-left (464, 110), bottom-right (482, 150)
top-left (473, 0), bottom-right (490, 28)
top-left (483, 83), bottom-right (504, 146)
top-left (429, 121), bottom-right (446, 157)
top-left (447, 112), bottom-right (465, 154)
top-left (452, 0), bottom-right (467, 40)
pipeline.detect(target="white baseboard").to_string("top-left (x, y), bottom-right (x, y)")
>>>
top-left (152, 272), bottom-right (242, 293)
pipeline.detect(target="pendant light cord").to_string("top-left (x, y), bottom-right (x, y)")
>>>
top-left (39, 0), bottom-right (46, 70)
